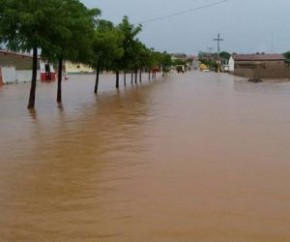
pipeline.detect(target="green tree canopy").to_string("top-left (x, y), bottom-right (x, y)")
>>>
top-left (0, 0), bottom-right (100, 107)
top-left (92, 19), bottom-right (124, 93)
top-left (117, 16), bottom-right (142, 72)
top-left (283, 51), bottom-right (290, 63)
top-left (0, 0), bottom-right (66, 108)
top-left (92, 19), bottom-right (124, 70)
top-left (219, 51), bottom-right (231, 60)
top-left (0, 1), bottom-right (173, 105)
top-left (41, 0), bottom-right (100, 103)
top-left (110, 16), bottom-right (142, 88)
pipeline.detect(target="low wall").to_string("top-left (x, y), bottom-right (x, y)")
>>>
top-left (235, 67), bottom-right (290, 79)
top-left (1, 67), bottom-right (16, 83)
top-left (0, 66), bottom-right (40, 83)
top-left (16, 70), bottom-right (40, 83)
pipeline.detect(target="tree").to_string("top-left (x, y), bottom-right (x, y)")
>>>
top-left (0, 0), bottom-right (63, 109)
top-left (160, 52), bottom-right (172, 75)
top-left (55, 2), bottom-right (99, 103)
top-left (42, 0), bottom-right (100, 103)
top-left (219, 51), bottom-right (231, 65)
top-left (284, 51), bottom-right (290, 62)
top-left (284, 51), bottom-right (290, 68)
top-left (92, 19), bottom-right (123, 93)
top-left (198, 51), bottom-right (217, 70)
top-left (115, 16), bottom-right (142, 88)
top-left (172, 59), bottom-right (186, 66)
top-left (130, 40), bottom-right (146, 83)
top-left (0, 0), bottom-right (99, 108)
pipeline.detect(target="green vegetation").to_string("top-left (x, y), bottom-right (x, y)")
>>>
top-left (0, 0), bottom-right (172, 109)
top-left (172, 59), bottom-right (186, 66)
top-left (219, 51), bottom-right (231, 61)
top-left (284, 51), bottom-right (290, 63)
top-left (92, 19), bottom-right (123, 93)
top-left (198, 52), bottom-right (217, 70)
top-left (198, 51), bottom-right (231, 71)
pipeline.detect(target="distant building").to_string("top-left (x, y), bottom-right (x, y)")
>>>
top-left (171, 53), bottom-right (194, 71)
top-left (231, 53), bottom-right (290, 79)
top-left (0, 50), bottom-right (56, 83)
top-left (0, 49), bottom-right (35, 70)
top-left (171, 53), bottom-right (187, 62)
top-left (0, 50), bottom-right (97, 84)
top-left (64, 61), bottom-right (94, 74)
top-left (0, 50), bottom-right (38, 84)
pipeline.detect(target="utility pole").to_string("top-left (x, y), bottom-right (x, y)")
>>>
top-left (214, 33), bottom-right (224, 56)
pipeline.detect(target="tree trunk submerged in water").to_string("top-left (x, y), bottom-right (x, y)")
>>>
top-left (57, 57), bottom-right (63, 103)
top-left (131, 72), bottom-right (134, 84)
top-left (94, 63), bottom-right (100, 93)
top-left (135, 69), bottom-right (138, 84)
top-left (27, 46), bottom-right (38, 109)
top-left (139, 69), bottom-right (142, 83)
top-left (123, 71), bottom-right (127, 87)
top-left (148, 69), bottom-right (151, 81)
top-left (116, 71), bottom-right (119, 89)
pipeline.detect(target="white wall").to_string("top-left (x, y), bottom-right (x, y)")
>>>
top-left (228, 56), bottom-right (235, 72)
top-left (1, 66), bottom-right (40, 83)
top-left (17, 70), bottom-right (40, 83)
top-left (1, 66), bottom-right (16, 83)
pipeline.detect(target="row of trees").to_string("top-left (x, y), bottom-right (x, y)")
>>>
top-left (0, 0), bottom-right (172, 109)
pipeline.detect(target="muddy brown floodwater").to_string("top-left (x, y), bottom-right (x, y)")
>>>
top-left (1, 72), bottom-right (290, 242)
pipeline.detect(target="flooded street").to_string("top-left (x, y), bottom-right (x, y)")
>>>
top-left (1, 72), bottom-right (290, 241)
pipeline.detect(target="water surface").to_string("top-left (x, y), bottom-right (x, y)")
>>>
top-left (1, 72), bottom-right (290, 241)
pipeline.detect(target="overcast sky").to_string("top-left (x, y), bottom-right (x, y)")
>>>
top-left (81, 0), bottom-right (290, 55)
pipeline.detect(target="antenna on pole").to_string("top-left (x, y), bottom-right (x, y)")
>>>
top-left (214, 33), bottom-right (224, 56)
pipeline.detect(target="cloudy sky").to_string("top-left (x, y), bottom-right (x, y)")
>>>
top-left (81, 0), bottom-right (290, 55)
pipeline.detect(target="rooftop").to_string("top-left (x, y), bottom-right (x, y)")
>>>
top-left (0, 49), bottom-right (38, 70)
top-left (233, 53), bottom-right (285, 61)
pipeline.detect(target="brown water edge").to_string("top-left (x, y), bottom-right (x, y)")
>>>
top-left (1, 72), bottom-right (290, 241)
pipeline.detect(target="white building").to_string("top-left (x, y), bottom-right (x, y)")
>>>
top-left (228, 56), bottom-right (235, 73)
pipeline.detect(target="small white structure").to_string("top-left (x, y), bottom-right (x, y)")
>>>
top-left (228, 56), bottom-right (235, 73)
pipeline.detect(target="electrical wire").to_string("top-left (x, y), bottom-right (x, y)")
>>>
top-left (137, 0), bottom-right (228, 25)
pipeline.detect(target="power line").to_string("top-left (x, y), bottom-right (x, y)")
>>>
top-left (137, 0), bottom-right (228, 25)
